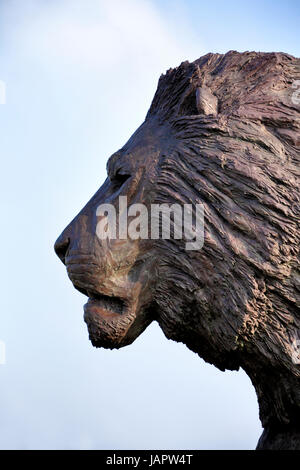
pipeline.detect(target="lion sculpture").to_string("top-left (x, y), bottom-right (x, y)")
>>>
top-left (55, 51), bottom-right (300, 449)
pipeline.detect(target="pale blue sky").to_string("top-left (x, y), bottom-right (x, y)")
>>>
top-left (0, 0), bottom-right (299, 450)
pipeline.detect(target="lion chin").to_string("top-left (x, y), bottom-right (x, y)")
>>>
top-left (83, 294), bottom-right (150, 349)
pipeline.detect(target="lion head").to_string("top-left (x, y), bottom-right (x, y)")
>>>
top-left (55, 51), bottom-right (300, 449)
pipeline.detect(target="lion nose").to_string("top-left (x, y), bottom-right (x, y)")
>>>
top-left (54, 231), bottom-right (70, 265)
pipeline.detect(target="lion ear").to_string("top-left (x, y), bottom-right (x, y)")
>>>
top-left (195, 86), bottom-right (218, 116)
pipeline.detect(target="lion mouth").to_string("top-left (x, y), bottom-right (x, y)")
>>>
top-left (85, 292), bottom-right (126, 316)
top-left (73, 284), bottom-right (127, 317)
top-left (83, 287), bottom-right (139, 349)
top-left (66, 264), bottom-right (151, 349)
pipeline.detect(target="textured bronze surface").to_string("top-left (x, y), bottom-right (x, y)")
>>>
top-left (55, 51), bottom-right (300, 449)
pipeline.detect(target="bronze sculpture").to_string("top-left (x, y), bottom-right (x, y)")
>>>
top-left (55, 51), bottom-right (300, 449)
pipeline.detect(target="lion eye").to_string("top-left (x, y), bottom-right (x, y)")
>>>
top-left (111, 169), bottom-right (131, 187)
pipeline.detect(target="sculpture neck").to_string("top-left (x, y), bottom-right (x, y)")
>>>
top-left (243, 361), bottom-right (300, 449)
top-left (256, 423), bottom-right (300, 450)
